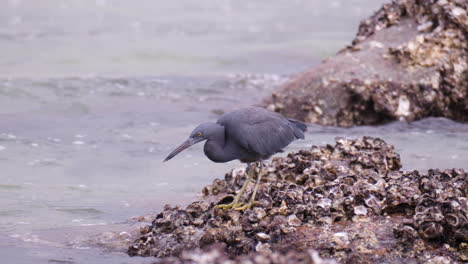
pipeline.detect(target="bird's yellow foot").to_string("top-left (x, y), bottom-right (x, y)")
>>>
top-left (234, 200), bottom-right (260, 211)
top-left (215, 202), bottom-right (245, 210)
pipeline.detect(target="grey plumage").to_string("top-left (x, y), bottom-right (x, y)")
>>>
top-left (216, 107), bottom-right (305, 162)
top-left (164, 107), bottom-right (307, 163)
top-left (163, 107), bottom-right (307, 210)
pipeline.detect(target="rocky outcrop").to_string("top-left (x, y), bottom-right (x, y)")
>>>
top-left (128, 137), bottom-right (467, 263)
top-left (264, 0), bottom-right (467, 127)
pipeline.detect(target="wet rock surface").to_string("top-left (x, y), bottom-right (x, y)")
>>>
top-left (128, 137), bottom-right (467, 263)
top-left (154, 245), bottom-right (338, 264)
top-left (264, 0), bottom-right (468, 127)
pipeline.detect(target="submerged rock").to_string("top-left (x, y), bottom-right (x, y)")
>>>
top-left (128, 137), bottom-right (467, 263)
top-left (264, 0), bottom-right (467, 126)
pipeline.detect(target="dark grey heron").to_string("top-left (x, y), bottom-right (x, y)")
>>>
top-left (164, 107), bottom-right (307, 210)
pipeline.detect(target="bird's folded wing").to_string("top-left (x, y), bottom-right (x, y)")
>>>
top-left (220, 118), bottom-right (297, 156)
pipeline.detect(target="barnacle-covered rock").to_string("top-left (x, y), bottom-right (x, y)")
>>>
top-left (393, 169), bottom-right (468, 261)
top-left (264, 0), bottom-right (467, 127)
top-left (154, 244), bottom-right (338, 264)
top-left (128, 137), bottom-right (467, 263)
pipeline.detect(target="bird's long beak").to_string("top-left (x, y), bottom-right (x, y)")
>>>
top-left (163, 137), bottom-right (203, 162)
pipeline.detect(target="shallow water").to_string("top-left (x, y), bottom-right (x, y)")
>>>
top-left (1, 0), bottom-right (467, 263)
top-left (0, 0), bottom-right (386, 78)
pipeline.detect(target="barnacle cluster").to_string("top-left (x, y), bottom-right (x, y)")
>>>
top-left (265, 0), bottom-right (467, 127)
top-left (385, 0), bottom-right (467, 122)
top-left (393, 169), bottom-right (467, 261)
top-left (128, 137), bottom-right (467, 263)
top-left (356, 0), bottom-right (468, 123)
top-left (155, 245), bottom-right (337, 264)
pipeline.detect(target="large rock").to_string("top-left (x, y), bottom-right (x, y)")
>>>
top-left (128, 137), bottom-right (467, 263)
top-left (264, 0), bottom-right (467, 127)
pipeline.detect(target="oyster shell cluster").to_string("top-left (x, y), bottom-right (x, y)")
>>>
top-left (128, 137), bottom-right (467, 263)
top-left (264, 0), bottom-right (467, 127)
top-left (373, 0), bottom-right (467, 123)
top-left (154, 245), bottom-right (337, 264)
top-left (393, 169), bottom-right (467, 256)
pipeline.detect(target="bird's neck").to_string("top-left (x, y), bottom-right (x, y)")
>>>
top-left (203, 124), bottom-right (234, 163)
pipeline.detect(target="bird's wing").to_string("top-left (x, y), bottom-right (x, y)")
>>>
top-left (217, 109), bottom-right (299, 156)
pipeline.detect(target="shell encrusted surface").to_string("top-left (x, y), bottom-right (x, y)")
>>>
top-left (128, 136), bottom-right (467, 263)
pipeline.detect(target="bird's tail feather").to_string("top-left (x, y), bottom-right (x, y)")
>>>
top-left (288, 118), bottom-right (307, 139)
top-left (288, 119), bottom-right (307, 132)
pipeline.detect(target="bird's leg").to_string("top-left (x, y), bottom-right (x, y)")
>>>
top-left (215, 163), bottom-right (253, 210)
top-left (235, 162), bottom-right (264, 211)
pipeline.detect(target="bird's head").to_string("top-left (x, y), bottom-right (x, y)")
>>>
top-left (163, 123), bottom-right (215, 162)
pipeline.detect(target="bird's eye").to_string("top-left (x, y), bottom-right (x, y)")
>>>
top-left (196, 132), bottom-right (202, 137)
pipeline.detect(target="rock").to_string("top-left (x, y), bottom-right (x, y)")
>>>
top-left (264, 0), bottom-right (467, 127)
top-left (255, 232), bottom-right (271, 241)
top-left (154, 244), bottom-right (338, 264)
top-left (287, 214), bottom-right (302, 227)
top-left (127, 137), bottom-right (467, 263)
top-left (255, 242), bottom-right (272, 254)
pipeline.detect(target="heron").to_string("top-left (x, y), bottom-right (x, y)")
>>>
top-left (163, 107), bottom-right (307, 210)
